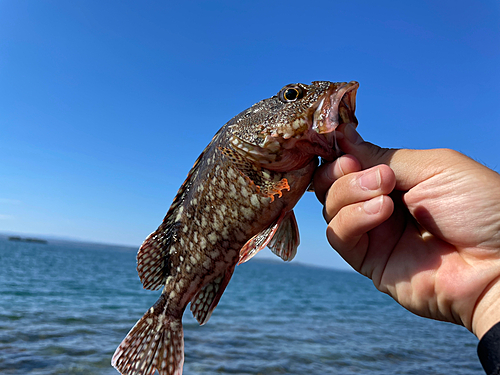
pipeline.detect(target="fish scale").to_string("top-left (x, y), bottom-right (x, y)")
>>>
top-left (112, 80), bottom-right (359, 375)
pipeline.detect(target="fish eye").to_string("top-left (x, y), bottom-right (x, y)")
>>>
top-left (279, 86), bottom-right (303, 103)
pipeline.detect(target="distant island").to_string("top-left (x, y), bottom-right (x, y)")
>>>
top-left (8, 236), bottom-right (48, 244)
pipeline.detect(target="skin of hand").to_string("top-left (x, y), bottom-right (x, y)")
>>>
top-left (314, 123), bottom-right (500, 339)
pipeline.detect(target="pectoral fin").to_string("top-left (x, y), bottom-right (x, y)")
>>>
top-left (268, 210), bottom-right (299, 262)
top-left (238, 210), bottom-right (300, 265)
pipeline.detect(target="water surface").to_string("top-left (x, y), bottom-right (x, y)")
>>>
top-left (0, 238), bottom-right (482, 374)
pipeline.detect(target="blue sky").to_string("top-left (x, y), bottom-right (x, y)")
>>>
top-left (1, 1), bottom-right (499, 270)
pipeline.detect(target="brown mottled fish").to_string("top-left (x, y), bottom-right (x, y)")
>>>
top-left (112, 81), bottom-right (359, 375)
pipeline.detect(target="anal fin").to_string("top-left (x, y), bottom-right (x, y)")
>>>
top-left (190, 267), bottom-right (235, 325)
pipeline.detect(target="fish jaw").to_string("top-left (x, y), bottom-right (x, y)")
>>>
top-left (300, 80), bottom-right (359, 162)
top-left (312, 81), bottom-right (359, 134)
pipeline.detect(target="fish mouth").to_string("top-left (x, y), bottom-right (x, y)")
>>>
top-left (312, 81), bottom-right (359, 134)
top-left (306, 81), bottom-right (359, 161)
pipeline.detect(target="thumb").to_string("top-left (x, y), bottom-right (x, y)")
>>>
top-left (337, 124), bottom-right (455, 191)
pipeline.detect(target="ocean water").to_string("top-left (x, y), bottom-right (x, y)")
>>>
top-left (0, 237), bottom-right (484, 375)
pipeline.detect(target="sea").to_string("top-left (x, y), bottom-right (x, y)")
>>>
top-left (0, 237), bottom-right (484, 375)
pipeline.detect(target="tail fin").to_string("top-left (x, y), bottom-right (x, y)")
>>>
top-left (112, 295), bottom-right (184, 375)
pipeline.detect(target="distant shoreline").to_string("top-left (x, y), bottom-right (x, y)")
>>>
top-left (8, 236), bottom-right (48, 244)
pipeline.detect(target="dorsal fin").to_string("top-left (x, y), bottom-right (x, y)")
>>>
top-left (137, 229), bottom-right (171, 290)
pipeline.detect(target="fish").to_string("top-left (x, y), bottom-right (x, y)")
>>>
top-left (112, 80), bottom-right (359, 375)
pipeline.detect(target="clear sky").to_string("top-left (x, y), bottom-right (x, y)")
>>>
top-left (1, 1), bottom-right (499, 270)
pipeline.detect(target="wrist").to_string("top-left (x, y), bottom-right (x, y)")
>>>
top-left (472, 276), bottom-right (500, 339)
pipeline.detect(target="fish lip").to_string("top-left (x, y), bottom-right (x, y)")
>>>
top-left (312, 81), bottom-right (359, 134)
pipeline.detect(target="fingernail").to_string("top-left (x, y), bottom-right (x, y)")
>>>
top-left (344, 123), bottom-right (363, 145)
top-left (363, 196), bottom-right (383, 215)
top-left (358, 168), bottom-right (381, 191)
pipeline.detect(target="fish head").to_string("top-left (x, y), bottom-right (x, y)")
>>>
top-left (228, 81), bottom-right (359, 171)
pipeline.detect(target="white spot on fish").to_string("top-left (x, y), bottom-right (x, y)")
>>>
top-left (212, 214), bottom-right (222, 231)
top-left (229, 183), bottom-right (237, 198)
top-left (250, 194), bottom-right (260, 208)
top-left (200, 237), bottom-right (207, 250)
top-left (240, 205), bottom-right (254, 220)
top-left (203, 258), bottom-right (211, 269)
top-left (175, 206), bottom-right (184, 222)
top-left (208, 232), bottom-right (218, 245)
top-left (227, 168), bottom-right (236, 179)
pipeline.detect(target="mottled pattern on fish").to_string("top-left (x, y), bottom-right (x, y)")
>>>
top-left (112, 81), bottom-right (359, 375)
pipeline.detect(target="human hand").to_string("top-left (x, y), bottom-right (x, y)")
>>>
top-left (314, 124), bottom-right (500, 339)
